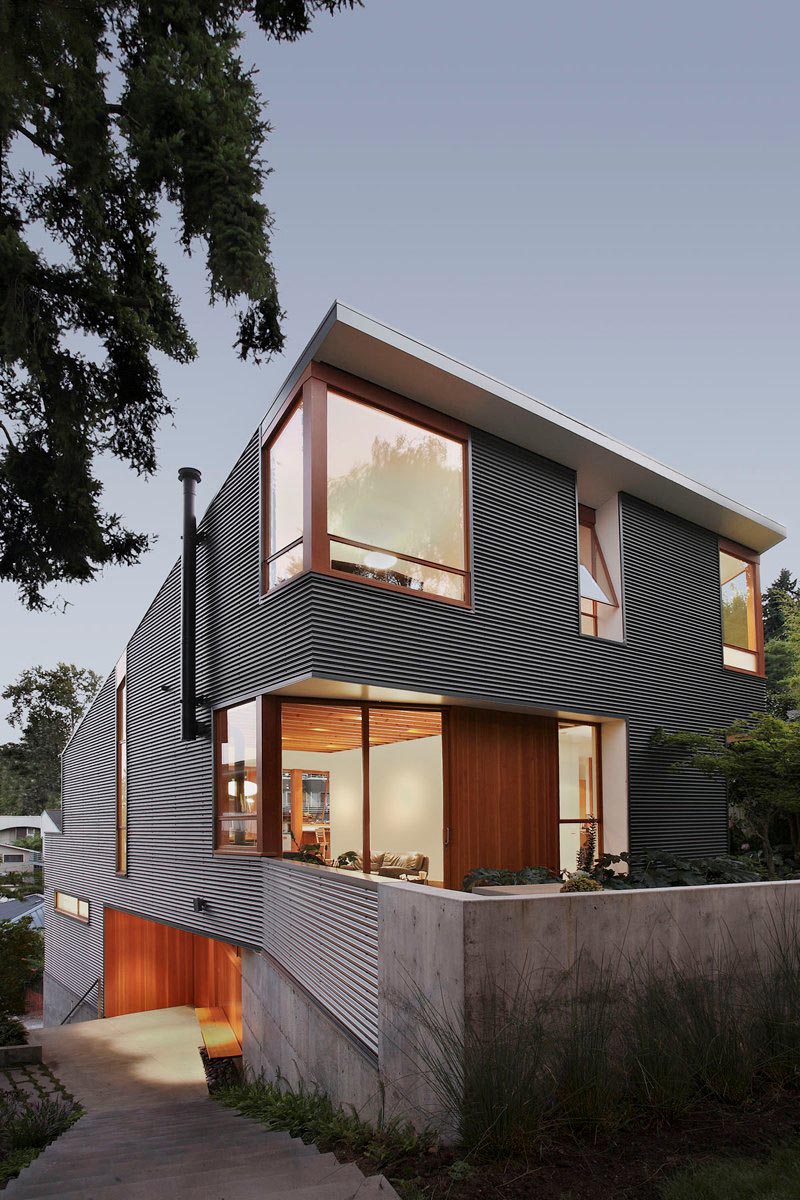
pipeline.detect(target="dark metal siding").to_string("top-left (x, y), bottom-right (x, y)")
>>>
top-left (48, 419), bottom-right (763, 1001)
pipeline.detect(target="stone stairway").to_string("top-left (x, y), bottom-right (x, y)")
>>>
top-left (4, 1098), bottom-right (398, 1200)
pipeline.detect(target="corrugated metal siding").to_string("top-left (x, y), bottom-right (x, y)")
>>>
top-left (263, 861), bottom-right (379, 1053)
top-left (48, 419), bottom-right (763, 1002)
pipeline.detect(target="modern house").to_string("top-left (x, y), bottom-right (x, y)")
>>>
top-left (0, 841), bottom-right (42, 877)
top-left (44, 303), bottom-right (785, 1105)
top-left (0, 815), bottom-right (44, 844)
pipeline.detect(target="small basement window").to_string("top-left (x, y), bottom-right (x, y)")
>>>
top-left (55, 891), bottom-right (89, 923)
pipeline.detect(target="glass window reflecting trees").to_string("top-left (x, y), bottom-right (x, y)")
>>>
top-left (262, 371), bottom-right (469, 604)
top-left (720, 543), bottom-right (763, 674)
top-left (215, 700), bottom-right (259, 850)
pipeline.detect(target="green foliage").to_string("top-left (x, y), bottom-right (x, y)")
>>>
top-left (462, 866), bottom-right (557, 893)
top-left (763, 568), bottom-right (800, 641)
top-left (406, 911), bottom-right (800, 1156)
top-left (283, 843), bottom-right (326, 865)
top-left (0, 1093), bottom-right (80, 1153)
top-left (0, 869), bottom-right (44, 900)
top-left (0, 662), bottom-right (101, 812)
top-left (653, 714), bottom-right (800, 876)
top-left (761, 570), bottom-right (800, 716)
top-left (0, 1011), bottom-right (28, 1046)
top-left (216, 1074), bottom-right (433, 1176)
top-left (560, 874), bottom-right (602, 893)
top-left (334, 849), bottom-right (359, 868)
top-left (0, 917), bottom-right (44, 1014)
top-left (0, 0), bottom-right (360, 608)
top-left (659, 1139), bottom-right (800, 1200)
top-left (14, 834), bottom-right (42, 852)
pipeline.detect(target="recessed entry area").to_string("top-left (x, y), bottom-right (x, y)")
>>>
top-left (281, 703), bottom-right (444, 885)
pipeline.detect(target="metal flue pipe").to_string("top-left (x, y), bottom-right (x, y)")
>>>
top-left (178, 466), bottom-right (202, 741)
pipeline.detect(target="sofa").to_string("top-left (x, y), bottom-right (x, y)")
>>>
top-left (348, 850), bottom-right (429, 881)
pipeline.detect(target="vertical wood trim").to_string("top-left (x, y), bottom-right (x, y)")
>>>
top-left (290, 770), bottom-right (304, 851)
top-left (361, 704), bottom-right (371, 873)
top-left (261, 697), bottom-right (282, 856)
top-left (303, 377), bottom-right (328, 575)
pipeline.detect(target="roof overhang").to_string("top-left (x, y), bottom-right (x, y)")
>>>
top-left (264, 301), bottom-right (785, 555)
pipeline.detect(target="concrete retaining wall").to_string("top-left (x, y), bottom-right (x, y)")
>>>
top-left (43, 972), bottom-right (97, 1026)
top-left (242, 865), bottom-right (800, 1138)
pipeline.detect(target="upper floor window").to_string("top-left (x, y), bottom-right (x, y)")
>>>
top-left (578, 504), bottom-right (619, 638)
top-left (720, 542), bottom-right (763, 674)
top-left (264, 402), bottom-right (304, 590)
top-left (262, 369), bottom-right (470, 605)
top-left (215, 699), bottom-right (259, 851)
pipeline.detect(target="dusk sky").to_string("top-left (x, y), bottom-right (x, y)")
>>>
top-left (1, 0), bottom-right (797, 739)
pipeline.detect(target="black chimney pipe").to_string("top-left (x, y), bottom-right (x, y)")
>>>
top-left (178, 467), bottom-right (202, 740)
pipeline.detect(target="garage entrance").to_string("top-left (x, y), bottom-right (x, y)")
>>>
top-left (103, 909), bottom-right (242, 1051)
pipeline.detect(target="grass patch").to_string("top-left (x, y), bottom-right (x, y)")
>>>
top-left (0, 1086), bottom-right (81, 1188)
top-left (216, 1074), bottom-right (434, 1178)
top-left (660, 1139), bottom-right (800, 1200)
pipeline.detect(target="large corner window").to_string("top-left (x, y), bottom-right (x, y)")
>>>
top-left (264, 401), bottom-right (304, 591)
top-left (326, 391), bottom-right (467, 601)
top-left (262, 370), bottom-right (469, 605)
top-left (116, 677), bottom-right (127, 875)
top-left (558, 722), bottom-right (602, 871)
top-left (720, 543), bottom-right (763, 674)
top-left (215, 700), bottom-right (260, 851)
top-left (578, 504), bottom-right (619, 638)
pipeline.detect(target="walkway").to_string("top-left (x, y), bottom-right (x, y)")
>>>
top-left (5, 1007), bottom-right (396, 1199)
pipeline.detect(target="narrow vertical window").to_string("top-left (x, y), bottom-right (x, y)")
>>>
top-left (263, 402), bottom-right (304, 590)
top-left (116, 678), bottom-right (127, 875)
top-left (215, 700), bottom-right (260, 850)
top-left (558, 722), bottom-right (602, 870)
top-left (720, 543), bottom-right (763, 674)
top-left (578, 505), bottom-right (619, 638)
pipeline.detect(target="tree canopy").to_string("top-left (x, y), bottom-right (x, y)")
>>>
top-left (0, 662), bottom-right (101, 813)
top-left (654, 713), bottom-right (800, 877)
top-left (0, 0), bottom-right (359, 609)
top-left (761, 569), bottom-right (800, 717)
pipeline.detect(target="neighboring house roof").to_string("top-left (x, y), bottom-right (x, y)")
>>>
top-left (41, 809), bottom-right (63, 834)
top-left (261, 302), bottom-right (785, 555)
top-left (0, 842), bottom-right (36, 856)
top-left (0, 894), bottom-right (45, 927)
top-left (0, 815), bottom-right (43, 834)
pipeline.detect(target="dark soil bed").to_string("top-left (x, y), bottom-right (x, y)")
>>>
top-left (362, 1090), bottom-right (800, 1199)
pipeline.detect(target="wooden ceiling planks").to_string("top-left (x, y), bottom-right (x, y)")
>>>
top-left (280, 703), bottom-right (442, 753)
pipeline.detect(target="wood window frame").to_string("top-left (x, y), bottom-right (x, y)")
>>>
top-left (557, 720), bottom-right (604, 861)
top-left (261, 363), bottom-right (472, 608)
top-left (116, 677), bottom-right (127, 876)
top-left (578, 504), bottom-right (618, 639)
top-left (719, 538), bottom-right (765, 677)
top-left (54, 890), bottom-right (90, 924)
top-left (213, 697), bottom-right (264, 856)
top-left (261, 400), bottom-right (304, 594)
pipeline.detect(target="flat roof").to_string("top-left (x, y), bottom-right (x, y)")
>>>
top-left (263, 301), bottom-right (785, 554)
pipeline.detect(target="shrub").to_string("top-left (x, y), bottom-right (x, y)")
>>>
top-left (216, 1074), bottom-right (433, 1175)
top-left (560, 874), bottom-right (602, 893)
top-left (404, 908), bottom-right (800, 1156)
top-left (0, 1094), bottom-right (80, 1152)
top-left (0, 1011), bottom-right (28, 1046)
top-left (0, 918), bottom-right (43, 1014)
top-left (462, 866), bottom-right (558, 893)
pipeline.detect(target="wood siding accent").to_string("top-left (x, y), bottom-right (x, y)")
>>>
top-left (445, 708), bottom-right (559, 889)
top-left (104, 909), bottom-right (241, 1042)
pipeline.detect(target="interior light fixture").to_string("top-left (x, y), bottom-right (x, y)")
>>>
top-left (363, 551), bottom-right (397, 570)
top-left (243, 780), bottom-right (257, 798)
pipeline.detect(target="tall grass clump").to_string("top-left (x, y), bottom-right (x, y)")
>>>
top-left (404, 898), bottom-right (800, 1157)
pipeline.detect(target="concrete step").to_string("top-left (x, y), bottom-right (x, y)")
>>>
top-left (8, 1156), bottom-right (369, 1195)
top-left (28, 1122), bottom-right (298, 1159)
top-left (8, 1152), bottom-right (363, 1199)
top-left (65, 1101), bottom-right (247, 1127)
top-left (16, 1138), bottom-right (318, 1184)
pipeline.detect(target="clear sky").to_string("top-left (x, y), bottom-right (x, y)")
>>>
top-left (1, 0), bottom-right (798, 739)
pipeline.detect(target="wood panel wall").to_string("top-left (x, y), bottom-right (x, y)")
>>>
top-left (445, 708), bottom-right (559, 889)
top-left (104, 909), bottom-right (242, 1041)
